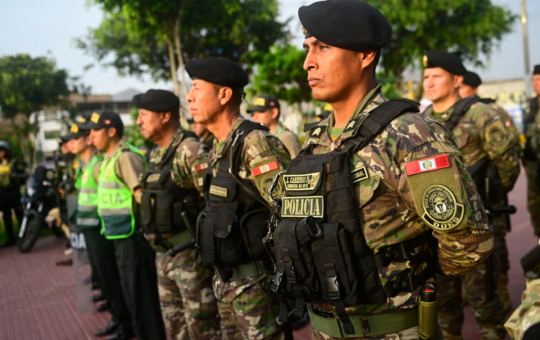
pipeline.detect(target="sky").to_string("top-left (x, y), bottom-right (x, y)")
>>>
top-left (1, 0), bottom-right (539, 95)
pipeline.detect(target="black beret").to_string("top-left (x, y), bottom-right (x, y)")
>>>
top-left (462, 71), bottom-right (482, 87)
top-left (423, 50), bottom-right (466, 75)
top-left (299, 0), bottom-right (392, 51)
top-left (133, 89), bottom-right (179, 112)
top-left (534, 64), bottom-right (540, 76)
top-left (185, 57), bottom-right (248, 88)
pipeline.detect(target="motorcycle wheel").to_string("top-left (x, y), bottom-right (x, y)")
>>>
top-left (18, 212), bottom-right (42, 253)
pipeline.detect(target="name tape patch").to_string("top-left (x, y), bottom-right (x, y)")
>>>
top-left (253, 161), bottom-right (278, 177)
top-left (352, 166), bottom-right (369, 183)
top-left (283, 173), bottom-right (320, 191)
top-left (281, 196), bottom-right (324, 218)
top-left (147, 174), bottom-right (161, 182)
top-left (209, 185), bottom-right (228, 198)
top-left (405, 155), bottom-right (450, 176)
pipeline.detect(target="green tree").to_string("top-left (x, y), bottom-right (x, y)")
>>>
top-left (76, 0), bottom-right (287, 100)
top-left (245, 44), bottom-right (310, 105)
top-left (367, 0), bottom-right (516, 99)
top-left (0, 54), bottom-right (78, 165)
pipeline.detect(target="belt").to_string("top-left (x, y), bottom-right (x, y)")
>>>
top-left (152, 230), bottom-right (192, 253)
top-left (308, 304), bottom-right (418, 338)
top-left (216, 260), bottom-right (274, 282)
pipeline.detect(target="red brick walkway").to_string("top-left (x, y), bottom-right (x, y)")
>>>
top-left (0, 170), bottom-right (536, 340)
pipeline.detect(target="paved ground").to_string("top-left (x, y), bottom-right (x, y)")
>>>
top-left (0, 169), bottom-right (537, 340)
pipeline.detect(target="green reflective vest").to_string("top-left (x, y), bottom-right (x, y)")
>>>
top-left (0, 159), bottom-right (16, 188)
top-left (75, 155), bottom-right (102, 229)
top-left (98, 144), bottom-right (146, 239)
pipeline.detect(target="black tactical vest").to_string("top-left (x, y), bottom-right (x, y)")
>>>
top-left (199, 121), bottom-right (273, 273)
top-left (271, 100), bottom-right (438, 334)
top-left (139, 131), bottom-right (202, 234)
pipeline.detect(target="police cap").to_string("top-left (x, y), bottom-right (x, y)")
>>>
top-left (462, 71), bottom-right (482, 87)
top-left (185, 57), bottom-right (248, 88)
top-left (247, 94), bottom-right (280, 114)
top-left (80, 111), bottom-right (124, 136)
top-left (132, 89), bottom-right (179, 112)
top-left (534, 64), bottom-right (540, 76)
top-left (298, 0), bottom-right (392, 51)
top-left (423, 50), bottom-right (466, 75)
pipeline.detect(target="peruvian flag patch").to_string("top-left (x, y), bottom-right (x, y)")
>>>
top-left (196, 163), bottom-right (209, 172)
top-left (252, 161), bottom-right (278, 177)
top-left (405, 155), bottom-right (450, 176)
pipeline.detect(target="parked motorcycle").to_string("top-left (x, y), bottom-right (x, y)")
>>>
top-left (18, 165), bottom-right (61, 253)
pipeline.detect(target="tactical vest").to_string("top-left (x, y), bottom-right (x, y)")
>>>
top-left (199, 121), bottom-right (273, 278)
top-left (0, 159), bottom-right (16, 188)
top-left (272, 100), bottom-right (438, 335)
top-left (139, 131), bottom-right (202, 234)
top-left (98, 143), bottom-right (147, 239)
top-left (524, 96), bottom-right (539, 161)
top-left (75, 155), bottom-right (102, 228)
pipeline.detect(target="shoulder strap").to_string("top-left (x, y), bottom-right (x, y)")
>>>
top-left (304, 121), bottom-right (320, 132)
top-left (148, 131), bottom-right (198, 170)
top-left (227, 120), bottom-right (271, 209)
top-left (479, 97), bottom-right (495, 104)
top-left (445, 96), bottom-right (481, 131)
top-left (343, 98), bottom-right (420, 155)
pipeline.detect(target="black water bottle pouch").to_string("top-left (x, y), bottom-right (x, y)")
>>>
top-left (312, 223), bottom-right (358, 307)
top-left (140, 191), bottom-right (153, 229)
top-left (240, 208), bottom-right (271, 261)
top-left (211, 200), bottom-right (247, 266)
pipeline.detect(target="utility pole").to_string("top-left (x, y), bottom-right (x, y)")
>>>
top-left (521, 0), bottom-right (531, 97)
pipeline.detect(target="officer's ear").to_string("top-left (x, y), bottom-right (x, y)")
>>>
top-left (218, 86), bottom-right (234, 106)
top-left (271, 108), bottom-right (280, 121)
top-left (161, 111), bottom-right (172, 124)
top-left (453, 75), bottom-right (464, 89)
top-left (107, 127), bottom-right (117, 139)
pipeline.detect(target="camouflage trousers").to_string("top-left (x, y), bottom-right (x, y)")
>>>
top-left (437, 250), bottom-right (507, 340)
top-left (524, 161), bottom-right (540, 237)
top-left (213, 274), bottom-right (285, 340)
top-left (505, 277), bottom-right (540, 339)
top-left (493, 213), bottom-right (511, 313)
top-left (156, 248), bottom-right (220, 340)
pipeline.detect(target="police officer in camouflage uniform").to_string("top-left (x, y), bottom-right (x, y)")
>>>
top-left (423, 50), bottom-right (520, 340)
top-left (134, 89), bottom-right (220, 340)
top-left (459, 70), bottom-right (520, 312)
top-left (523, 65), bottom-right (540, 237)
top-left (269, 2), bottom-right (493, 339)
top-left (248, 94), bottom-right (301, 159)
top-left (0, 141), bottom-right (26, 248)
top-left (185, 57), bottom-right (291, 340)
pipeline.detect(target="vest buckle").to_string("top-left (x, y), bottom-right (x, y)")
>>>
top-left (324, 264), bottom-right (340, 300)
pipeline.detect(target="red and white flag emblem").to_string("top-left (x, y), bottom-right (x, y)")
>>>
top-left (252, 161), bottom-right (278, 177)
top-left (196, 163), bottom-right (209, 172)
top-left (405, 155), bottom-right (450, 176)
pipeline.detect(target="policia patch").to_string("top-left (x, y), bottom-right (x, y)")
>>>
top-left (281, 196), bottom-right (324, 218)
top-left (421, 185), bottom-right (464, 231)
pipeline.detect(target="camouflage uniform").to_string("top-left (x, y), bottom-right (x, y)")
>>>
top-left (304, 84), bottom-right (493, 340)
top-left (201, 132), bottom-right (215, 150)
top-left (209, 116), bottom-right (290, 340)
top-left (148, 128), bottom-right (220, 340)
top-left (525, 96), bottom-right (540, 237)
top-left (484, 98), bottom-right (521, 312)
top-left (424, 99), bottom-right (520, 339)
top-left (505, 277), bottom-right (540, 339)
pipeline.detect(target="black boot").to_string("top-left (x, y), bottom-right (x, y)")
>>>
top-left (93, 292), bottom-right (106, 302)
top-left (97, 301), bottom-right (110, 312)
top-left (95, 319), bottom-right (119, 337)
top-left (107, 328), bottom-right (136, 340)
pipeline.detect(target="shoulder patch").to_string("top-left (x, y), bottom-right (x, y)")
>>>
top-left (405, 155), bottom-right (450, 176)
top-left (421, 185), bottom-right (464, 231)
top-left (252, 161), bottom-right (278, 177)
top-left (485, 121), bottom-right (509, 149)
top-left (195, 162), bottom-right (209, 172)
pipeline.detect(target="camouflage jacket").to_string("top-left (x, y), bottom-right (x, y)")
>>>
top-left (210, 115), bottom-right (290, 302)
top-left (423, 99), bottom-right (520, 193)
top-left (483, 99), bottom-right (520, 151)
top-left (304, 84), bottom-right (493, 315)
top-left (505, 276), bottom-right (540, 339)
top-left (149, 128), bottom-right (209, 195)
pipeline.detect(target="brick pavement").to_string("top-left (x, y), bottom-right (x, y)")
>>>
top-left (0, 169), bottom-right (537, 340)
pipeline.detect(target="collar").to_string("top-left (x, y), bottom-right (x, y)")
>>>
top-left (428, 97), bottom-right (462, 122)
top-left (213, 115), bottom-right (244, 163)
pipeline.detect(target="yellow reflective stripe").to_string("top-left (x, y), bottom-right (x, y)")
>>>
top-left (100, 181), bottom-right (124, 189)
top-left (79, 187), bottom-right (97, 194)
top-left (77, 218), bottom-right (101, 226)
